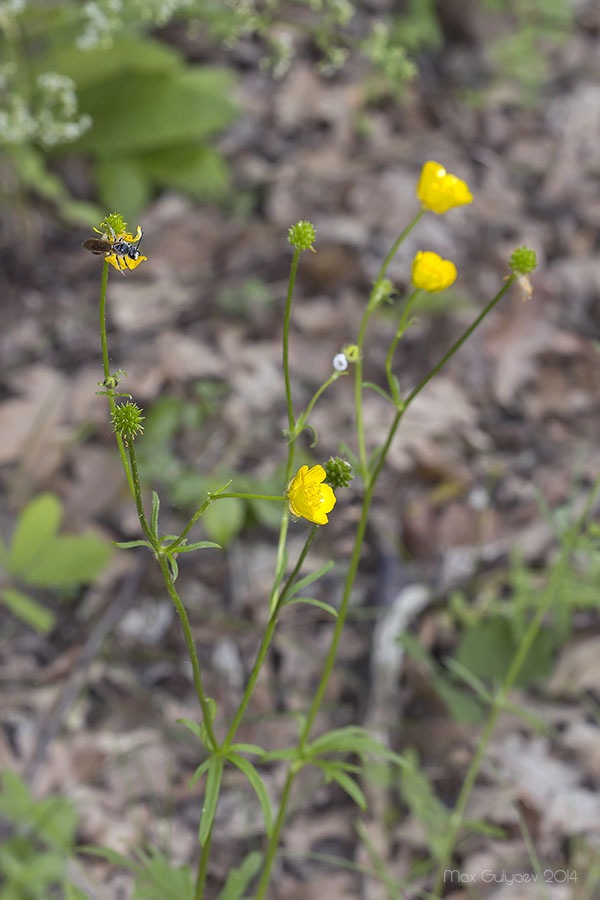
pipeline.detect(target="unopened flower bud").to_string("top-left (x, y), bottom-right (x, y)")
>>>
top-left (324, 457), bottom-right (353, 489)
top-left (343, 344), bottom-right (360, 363)
top-left (287, 220), bottom-right (316, 252)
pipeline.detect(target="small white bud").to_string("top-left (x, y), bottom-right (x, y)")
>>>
top-left (333, 353), bottom-right (348, 372)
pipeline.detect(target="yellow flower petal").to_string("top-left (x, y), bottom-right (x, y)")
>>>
top-left (411, 251), bottom-right (457, 293)
top-left (417, 160), bottom-right (473, 214)
top-left (288, 465), bottom-right (337, 525)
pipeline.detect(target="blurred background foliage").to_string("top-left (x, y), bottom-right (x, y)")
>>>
top-left (0, 0), bottom-right (574, 225)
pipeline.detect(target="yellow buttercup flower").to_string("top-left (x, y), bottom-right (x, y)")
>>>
top-left (417, 160), bottom-right (473, 214)
top-left (88, 222), bottom-right (147, 273)
top-left (288, 464), bottom-right (336, 525)
top-left (412, 251), bottom-right (457, 293)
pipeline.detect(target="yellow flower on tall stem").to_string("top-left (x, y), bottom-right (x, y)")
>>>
top-left (288, 465), bottom-right (336, 525)
top-left (417, 160), bottom-right (473, 214)
top-left (412, 251), bottom-right (457, 293)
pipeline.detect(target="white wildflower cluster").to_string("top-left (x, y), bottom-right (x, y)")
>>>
top-left (35, 73), bottom-right (92, 146)
top-left (0, 70), bottom-right (91, 147)
top-left (77, 0), bottom-right (123, 50)
top-left (333, 353), bottom-right (348, 372)
top-left (77, 0), bottom-right (193, 49)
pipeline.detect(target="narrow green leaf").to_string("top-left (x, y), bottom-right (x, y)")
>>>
top-left (177, 717), bottom-right (204, 739)
top-left (168, 555), bottom-right (179, 582)
top-left (66, 886), bottom-right (94, 900)
top-left (151, 491), bottom-right (160, 537)
top-left (285, 561), bottom-right (335, 601)
top-left (199, 758), bottom-right (224, 845)
top-left (308, 727), bottom-right (407, 767)
top-left (329, 769), bottom-right (367, 811)
top-left (175, 541), bottom-right (221, 553)
top-left (9, 494), bottom-right (62, 573)
top-left (113, 539), bottom-right (154, 550)
top-left (228, 753), bottom-right (273, 835)
top-left (444, 657), bottom-right (493, 703)
top-left (78, 846), bottom-right (140, 871)
top-left (260, 748), bottom-right (300, 763)
top-left (228, 743), bottom-right (265, 756)
top-left (0, 587), bottom-right (55, 633)
top-left (281, 596), bottom-right (338, 617)
top-left (188, 758), bottom-right (212, 790)
top-left (362, 382), bottom-right (394, 404)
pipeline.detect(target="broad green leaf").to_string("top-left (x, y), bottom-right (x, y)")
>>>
top-left (216, 850), bottom-right (262, 900)
top-left (140, 145), bottom-right (230, 201)
top-left (9, 493), bottom-right (62, 573)
top-left (281, 596), bottom-right (338, 618)
top-left (39, 35), bottom-right (183, 90)
top-left (74, 68), bottom-right (237, 155)
top-left (202, 498), bottom-right (245, 547)
top-left (95, 156), bottom-right (152, 223)
top-left (284, 561), bottom-right (335, 601)
top-left (199, 758), bottom-right (224, 845)
top-left (0, 587), bottom-right (55, 633)
top-left (455, 617), bottom-right (556, 688)
top-left (24, 534), bottom-right (112, 588)
top-left (228, 753), bottom-right (273, 835)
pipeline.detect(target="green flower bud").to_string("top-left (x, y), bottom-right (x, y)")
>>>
top-left (343, 344), bottom-right (360, 363)
top-left (370, 278), bottom-right (393, 307)
top-left (510, 246), bottom-right (537, 275)
top-left (112, 401), bottom-right (144, 439)
top-left (287, 220), bottom-right (316, 252)
top-left (100, 212), bottom-right (127, 236)
top-left (324, 457), bottom-right (353, 489)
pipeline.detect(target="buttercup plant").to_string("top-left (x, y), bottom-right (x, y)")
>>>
top-left (89, 160), bottom-right (540, 898)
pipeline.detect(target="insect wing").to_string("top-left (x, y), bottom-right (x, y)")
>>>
top-left (82, 238), bottom-right (112, 255)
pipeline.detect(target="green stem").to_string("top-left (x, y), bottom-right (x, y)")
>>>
top-left (98, 259), bottom-right (135, 498)
top-left (385, 289), bottom-right (421, 400)
top-left (431, 474), bottom-right (600, 895)
top-left (355, 210), bottom-right (425, 483)
top-left (283, 249), bottom-right (301, 433)
top-left (256, 274), bottom-right (517, 898)
top-left (295, 372), bottom-right (343, 436)
top-left (223, 526), bottom-right (319, 749)
top-left (157, 553), bottom-right (218, 751)
top-left (254, 769), bottom-right (295, 900)
top-left (194, 825), bottom-right (213, 900)
top-left (127, 442), bottom-right (154, 543)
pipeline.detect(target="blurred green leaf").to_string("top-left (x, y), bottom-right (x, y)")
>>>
top-left (95, 156), bottom-right (152, 222)
top-left (38, 34), bottom-right (182, 90)
top-left (0, 587), bottom-right (55, 633)
top-left (455, 617), bottom-right (556, 688)
top-left (9, 493), bottom-right (62, 572)
top-left (216, 850), bottom-right (262, 900)
top-left (202, 498), bottom-right (245, 547)
top-left (24, 534), bottom-right (112, 588)
top-left (74, 68), bottom-right (237, 155)
top-left (139, 144), bottom-right (230, 201)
